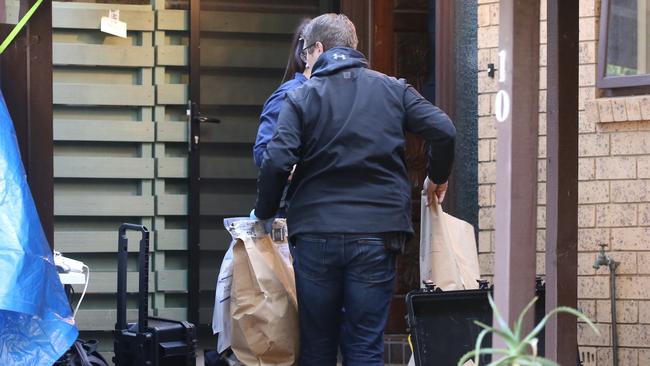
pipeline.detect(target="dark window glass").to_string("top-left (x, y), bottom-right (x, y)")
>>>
top-left (604, 0), bottom-right (650, 77)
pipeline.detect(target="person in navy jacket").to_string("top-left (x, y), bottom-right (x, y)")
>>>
top-left (253, 19), bottom-right (311, 168)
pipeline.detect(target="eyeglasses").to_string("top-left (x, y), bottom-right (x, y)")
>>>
top-left (299, 38), bottom-right (317, 63)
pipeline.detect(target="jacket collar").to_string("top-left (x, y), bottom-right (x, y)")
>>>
top-left (311, 47), bottom-right (369, 77)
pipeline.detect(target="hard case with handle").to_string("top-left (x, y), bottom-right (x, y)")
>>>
top-left (113, 224), bottom-right (197, 366)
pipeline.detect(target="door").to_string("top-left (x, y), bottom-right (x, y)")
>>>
top-left (187, 0), bottom-right (336, 330)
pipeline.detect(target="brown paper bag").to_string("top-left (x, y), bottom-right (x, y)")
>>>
top-left (227, 219), bottom-right (299, 366)
top-left (419, 191), bottom-right (481, 290)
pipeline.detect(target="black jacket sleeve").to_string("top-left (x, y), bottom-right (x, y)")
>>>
top-left (403, 86), bottom-right (456, 184)
top-left (254, 98), bottom-right (302, 219)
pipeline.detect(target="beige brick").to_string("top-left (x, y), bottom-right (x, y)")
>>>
top-left (536, 229), bottom-right (546, 251)
top-left (537, 206), bottom-right (546, 229)
top-left (539, 112), bottom-right (547, 135)
top-left (538, 135), bottom-right (546, 158)
top-left (479, 116), bottom-right (497, 138)
top-left (579, 0), bottom-right (597, 17)
top-left (626, 97), bottom-right (642, 121)
top-left (490, 185), bottom-right (497, 206)
top-left (478, 230), bottom-right (491, 253)
top-left (536, 252), bottom-right (545, 275)
top-left (612, 98), bottom-right (629, 122)
top-left (611, 180), bottom-right (650, 203)
top-left (538, 159), bottom-right (546, 182)
top-left (640, 349), bottom-right (650, 363)
top-left (596, 300), bottom-right (639, 323)
top-left (579, 64), bottom-right (596, 87)
top-left (490, 140), bottom-right (497, 161)
top-left (489, 4), bottom-right (499, 25)
top-left (580, 86), bottom-right (594, 111)
top-left (479, 253), bottom-right (494, 276)
top-left (478, 162), bottom-right (496, 184)
top-left (578, 299), bottom-right (597, 321)
top-left (478, 74), bottom-right (498, 94)
top-left (579, 181), bottom-right (610, 204)
top-left (579, 205), bottom-right (597, 227)
top-left (539, 67), bottom-right (547, 90)
top-left (539, 0), bottom-right (547, 21)
top-left (639, 203), bottom-right (650, 226)
top-left (539, 43), bottom-right (547, 67)
top-left (579, 276), bottom-right (610, 298)
top-left (611, 227), bottom-right (650, 250)
top-left (640, 96), bottom-right (650, 120)
top-left (478, 4), bottom-right (491, 27)
top-left (618, 324), bottom-right (650, 347)
top-left (579, 158), bottom-right (596, 181)
top-left (579, 252), bottom-right (597, 275)
top-left (540, 20), bottom-right (547, 46)
top-left (596, 157), bottom-right (636, 180)
top-left (598, 99), bottom-right (614, 123)
top-left (639, 301), bottom-right (650, 323)
top-left (537, 182), bottom-right (546, 205)
top-left (478, 139), bottom-right (491, 162)
top-left (579, 17), bottom-right (597, 41)
top-left (599, 122), bottom-right (643, 135)
top-left (478, 184), bottom-right (491, 207)
top-left (579, 228), bottom-right (609, 250)
top-left (584, 100), bottom-right (599, 125)
top-left (478, 49), bottom-right (492, 71)
top-left (580, 134), bottom-right (609, 157)
top-left (578, 322), bottom-right (611, 346)
top-left (611, 252), bottom-right (637, 274)
top-left (597, 348), bottom-right (613, 366)
top-left (638, 253), bottom-right (650, 274)
top-left (596, 204), bottom-right (637, 227)
top-left (479, 207), bottom-right (495, 230)
top-left (638, 156), bottom-right (650, 179)
top-left (579, 110), bottom-right (596, 134)
top-left (579, 41), bottom-right (596, 64)
top-left (617, 276), bottom-right (650, 299)
top-left (478, 94), bottom-right (492, 117)
top-left (478, 26), bottom-right (499, 49)
top-left (539, 89), bottom-right (547, 113)
top-left (611, 131), bottom-right (650, 155)
top-left (618, 348), bottom-right (639, 366)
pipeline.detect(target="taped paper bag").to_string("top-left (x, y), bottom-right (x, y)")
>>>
top-left (227, 218), bottom-right (298, 366)
top-left (420, 191), bottom-right (480, 290)
top-left (212, 218), bottom-right (240, 354)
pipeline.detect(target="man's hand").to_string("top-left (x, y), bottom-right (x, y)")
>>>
top-left (424, 177), bottom-right (448, 206)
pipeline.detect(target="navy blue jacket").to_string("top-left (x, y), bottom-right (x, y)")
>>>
top-left (255, 47), bottom-right (456, 236)
top-left (253, 73), bottom-right (308, 167)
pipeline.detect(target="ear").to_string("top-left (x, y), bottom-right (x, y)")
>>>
top-left (315, 41), bottom-right (324, 54)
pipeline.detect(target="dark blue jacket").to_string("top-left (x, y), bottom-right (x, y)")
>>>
top-left (253, 73), bottom-right (308, 167)
top-left (255, 47), bottom-right (456, 237)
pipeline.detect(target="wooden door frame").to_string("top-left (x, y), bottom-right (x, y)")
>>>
top-left (0, 0), bottom-right (54, 246)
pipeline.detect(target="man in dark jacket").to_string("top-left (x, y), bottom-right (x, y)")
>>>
top-left (254, 13), bottom-right (456, 366)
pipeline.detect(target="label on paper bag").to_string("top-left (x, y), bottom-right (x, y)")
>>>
top-left (100, 10), bottom-right (127, 38)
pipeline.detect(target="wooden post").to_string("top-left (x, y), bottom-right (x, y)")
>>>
top-left (545, 0), bottom-right (579, 362)
top-left (493, 0), bottom-right (540, 343)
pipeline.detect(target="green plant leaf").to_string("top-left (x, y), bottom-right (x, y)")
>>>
top-left (488, 294), bottom-right (515, 339)
top-left (458, 348), bottom-right (510, 366)
top-left (522, 306), bottom-right (599, 345)
top-left (473, 320), bottom-right (518, 349)
top-left (513, 296), bottom-right (538, 339)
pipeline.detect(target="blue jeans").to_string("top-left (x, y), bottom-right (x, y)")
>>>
top-left (290, 233), bottom-right (397, 366)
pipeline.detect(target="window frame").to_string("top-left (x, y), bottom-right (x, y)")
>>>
top-left (597, 0), bottom-right (650, 88)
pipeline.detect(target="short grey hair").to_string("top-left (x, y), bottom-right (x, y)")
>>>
top-left (302, 13), bottom-right (358, 51)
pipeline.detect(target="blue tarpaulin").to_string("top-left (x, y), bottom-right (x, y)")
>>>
top-left (0, 90), bottom-right (78, 364)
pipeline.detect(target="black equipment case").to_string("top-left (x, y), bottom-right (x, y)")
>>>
top-left (406, 280), bottom-right (547, 366)
top-left (113, 224), bottom-right (197, 366)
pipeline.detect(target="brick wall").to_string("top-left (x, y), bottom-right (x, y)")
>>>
top-left (476, 0), bottom-right (650, 364)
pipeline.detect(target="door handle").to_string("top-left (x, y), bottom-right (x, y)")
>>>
top-left (187, 100), bottom-right (220, 152)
